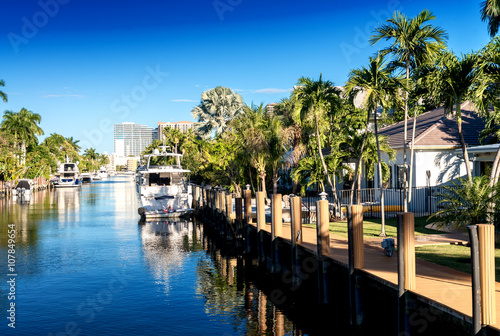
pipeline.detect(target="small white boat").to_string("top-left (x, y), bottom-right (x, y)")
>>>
top-left (81, 172), bottom-right (93, 183)
top-left (92, 172), bottom-right (101, 181)
top-left (98, 167), bottom-right (109, 179)
top-left (137, 146), bottom-right (193, 220)
top-left (12, 179), bottom-right (32, 199)
top-left (54, 161), bottom-right (81, 188)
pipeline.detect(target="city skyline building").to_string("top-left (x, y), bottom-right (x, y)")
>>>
top-left (114, 122), bottom-right (158, 157)
top-left (157, 121), bottom-right (195, 142)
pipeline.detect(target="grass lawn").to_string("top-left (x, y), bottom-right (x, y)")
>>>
top-left (303, 216), bottom-right (442, 238)
top-left (303, 216), bottom-right (500, 278)
top-left (415, 244), bottom-right (500, 281)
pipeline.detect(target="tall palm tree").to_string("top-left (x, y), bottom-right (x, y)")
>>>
top-left (65, 137), bottom-right (81, 153)
top-left (481, 0), bottom-right (500, 37)
top-left (370, 9), bottom-right (448, 211)
top-left (345, 53), bottom-right (403, 236)
top-left (1, 108), bottom-right (44, 165)
top-left (191, 86), bottom-right (244, 139)
top-left (0, 80), bottom-right (7, 103)
top-left (426, 50), bottom-right (480, 183)
top-left (83, 147), bottom-right (98, 171)
top-left (292, 74), bottom-right (343, 195)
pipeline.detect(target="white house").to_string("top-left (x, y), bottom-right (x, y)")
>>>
top-left (374, 101), bottom-right (487, 189)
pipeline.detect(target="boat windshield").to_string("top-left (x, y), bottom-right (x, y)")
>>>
top-left (148, 155), bottom-right (181, 168)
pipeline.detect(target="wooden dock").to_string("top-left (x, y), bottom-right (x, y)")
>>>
top-left (193, 186), bottom-right (500, 334)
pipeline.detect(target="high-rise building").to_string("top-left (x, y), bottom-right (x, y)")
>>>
top-left (114, 122), bottom-right (158, 157)
top-left (157, 121), bottom-right (195, 142)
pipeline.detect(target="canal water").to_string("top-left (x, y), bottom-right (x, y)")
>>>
top-left (0, 175), bottom-right (355, 336)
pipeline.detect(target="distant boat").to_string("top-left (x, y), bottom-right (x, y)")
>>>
top-left (98, 167), bottom-right (109, 179)
top-left (81, 172), bottom-right (93, 183)
top-left (54, 161), bottom-right (81, 188)
top-left (92, 172), bottom-right (101, 181)
top-left (12, 179), bottom-right (32, 199)
top-left (137, 146), bottom-right (193, 220)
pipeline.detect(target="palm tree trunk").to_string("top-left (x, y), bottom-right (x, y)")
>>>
top-left (403, 59), bottom-right (410, 212)
top-left (456, 100), bottom-right (473, 182)
top-left (374, 109), bottom-right (386, 236)
top-left (315, 114), bottom-right (334, 191)
top-left (350, 126), bottom-right (369, 206)
top-left (408, 104), bottom-right (418, 203)
top-left (315, 113), bottom-right (340, 209)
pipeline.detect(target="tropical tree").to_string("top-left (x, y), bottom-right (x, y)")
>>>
top-left (65, 137), bottom-right (81, 153)
top-left (42, 133), bottom-right (79, 163)
top-left (430, 176), bottom-right (500, 229)
top-left (274, 97), bottom-right (307, 194)
top-left (345, 53), bottom-right (403, 235)
top-left (426, 50), bottom-right (481, 182)
top-left (292, 74), bottom-right (343, 195)
top-left (0, 80), bottom-right (7, 103)
top-left (370, 9), bottom-right (448, 211)
top-left (481, 0), bottom-right (500, 37)
top-left (1, 108), bottom-right (44, 165)
top-left (191, 86), bottom-right (244, 139)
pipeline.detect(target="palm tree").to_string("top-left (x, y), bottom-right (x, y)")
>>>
top-left (292, 74), bottom-right (343, 196)
top-left (0, 80), bottom-right (7, 103)
top-left (345, 53), bottom-right (403, 236)
top-left (1, 108), bottom-right (44, 165)
top-left (83, 147), bottom-right (98, 171)
top-left (191, 86), bottom-right (244, 139)
top-left (426, 50), bottom-right (480, 183)
top-left (274, 97), bottom-right (307, 194)
top-left (65, 137), bottom-right (81, 153)
top-left (430, 176), bottom-right (499, 229)
top-left (481, 0), bottom-right (500, 37)
top-left (370, 9), bottom-right (448, 211)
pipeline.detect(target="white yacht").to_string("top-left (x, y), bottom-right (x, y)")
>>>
top-left (54, 161), bottom-right (81, 188)
top-left (81, 172), bottom-right (93, 183)
top-left (137, 146), bottom-right (193, 220)
top-left (98, 167), bottom-right (109, 179)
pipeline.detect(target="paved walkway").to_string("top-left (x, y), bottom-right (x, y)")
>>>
top-left (251, 220), bottom-right (500, 331)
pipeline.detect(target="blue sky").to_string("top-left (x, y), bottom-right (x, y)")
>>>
top-left (1, 0), bottom-right (493, 154)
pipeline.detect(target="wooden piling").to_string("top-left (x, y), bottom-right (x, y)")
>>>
top-left (397, 212), bottom-right (415, 336)
top-left (347, 205), bottom-right (364, 326)
top-left (477, 224), bottom-right (496, 325)
top-left (290, 196), bottom-right (302, 287)
top-left (244, 189), bottom-right (252, 225)
top-left (235, 198), bottom-right (243, 235)
top-left (256, 191), bottom-right (266, 265)
top-left (316, 197), bottom-right (330, 303)
top-left (271, 194), bottom-right (282, 273)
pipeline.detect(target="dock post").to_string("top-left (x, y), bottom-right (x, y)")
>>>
top-left (256, 191), bottom-right (266, 265)
top-left (290, 195), bottom-right (302, 287)
top-left (477, 224), bottom-right (496, 326)
top-left (347, 205), bottom-right (364, 326)
top-left (236, 197), bottom-right (243, 242)
top-left (397, 212), bottom-right (415, 336)
top-left (468, 225), bottom-right (481, 335)
top-left (219, 190), bottom-right (226, 234)
top-left (271, 193), bottom-right (282, 273)
top-left (226, 193), bottom-right (233, 239)
top-left (244, 186), bottom-right (252, 254)
top-left (316, 192), bottom-right (330, 304)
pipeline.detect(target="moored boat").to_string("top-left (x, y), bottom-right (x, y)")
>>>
top-left (54, 161), bottom-right (81, 188)
top-left (137, 146), bottom-right (193, 220)
top-left (81, 172), bottom-right (93, 183)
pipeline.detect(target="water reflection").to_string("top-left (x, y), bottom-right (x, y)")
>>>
top-left (140, 219), bottom-right (302, 335)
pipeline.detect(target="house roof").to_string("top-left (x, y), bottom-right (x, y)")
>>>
top-left (378, 101), bottom-right (486, 149)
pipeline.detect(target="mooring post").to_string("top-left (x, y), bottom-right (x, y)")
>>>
top-left (397, 212), bottom-right (415, 336)
top-left (477, 224), bottom-right (496, 326)
top-left (316, 192), bottom-right (330, 304)
top-left (347, 205), bottom-right (364, 326)
top-left (236, 197), bottom-right (243, 236)
top-left (271, 193), bottom-right (283, 273)
top-left (244, 185), bottom-right (252, 254)
top-left (290, 195), bottom-right (302, 287)
top-left (256, 191), bottom-right (266, 265)
top-left (226, 193), bottom-right (233, 231)
top-left (468, 225), bottom-right (481, 335)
